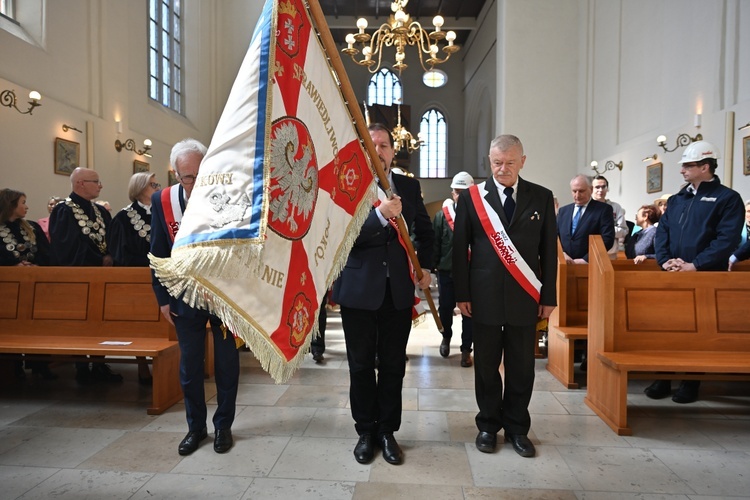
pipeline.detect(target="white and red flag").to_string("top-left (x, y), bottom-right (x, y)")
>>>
top-left (151, 0), bottom-right (375, 383)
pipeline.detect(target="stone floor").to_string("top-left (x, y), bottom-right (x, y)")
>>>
top-left (1, 311), bottom-right (750, 499)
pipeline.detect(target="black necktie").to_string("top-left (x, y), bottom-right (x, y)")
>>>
top-left (503, 186), bottom-right (515, 221)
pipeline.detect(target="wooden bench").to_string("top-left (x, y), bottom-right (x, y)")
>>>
top-left (583, 236), bottom-right (750, 435)
top-left (545, 239), bottom-right (589, 388)
top-left (0, 266), bottom-right (182, 415)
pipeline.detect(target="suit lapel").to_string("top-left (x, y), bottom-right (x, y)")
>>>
top-left (483, 179), bottom-right (509, 225)
top-left (514, 178), bottom-right (532, 224)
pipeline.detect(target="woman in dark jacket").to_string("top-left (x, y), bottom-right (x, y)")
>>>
top-left (0, 188), bottom-right (55, 379)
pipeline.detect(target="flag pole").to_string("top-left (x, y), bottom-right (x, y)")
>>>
top-left (306, 0), bottom-right (444, 333)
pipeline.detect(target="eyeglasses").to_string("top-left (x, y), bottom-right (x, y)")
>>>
top-left (177, 173), bottom-right (197, 184)
top-left (82, 180), bottom-right (102, 186)
top-left (150, 182), bottom-right (161, 189)
top-left (681, 162), bottom-right (701, 169)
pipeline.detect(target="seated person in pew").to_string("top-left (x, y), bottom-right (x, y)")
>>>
top-left (0, 188), bottom-right (56, 380)
top-left (109, 172), bottom-right (161, 384)
top-left (49, 168), bottom-right (123, 384)
top-left (650, 140), bottom-right (745, 403)
top-left (625, 204), bottom-right (660, 264)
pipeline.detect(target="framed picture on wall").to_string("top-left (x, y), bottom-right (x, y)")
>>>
top-left (743, 136), bottom-right (750, 176)
top-left (54, 138), bottom-right (80, 175)
top-left (133, 160), bottom-right (150, 173)
top-left (646, 162), bottom-right (663, 194)
top-left (168, 169), bottom-right (178, 186)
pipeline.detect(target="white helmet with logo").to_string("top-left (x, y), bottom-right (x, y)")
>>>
top-left (678, 140), bottom-right (721, 164)
top-left (450, 171), bottom-right (475, 189)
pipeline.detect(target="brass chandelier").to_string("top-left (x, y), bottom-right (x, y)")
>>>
top-left (341, 0), bottom-right (460, 75)
top-left (392, 103), bottom-right (424, 153)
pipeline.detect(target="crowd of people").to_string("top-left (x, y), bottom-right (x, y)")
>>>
top-left (3, 133), bottom-right (749, 464)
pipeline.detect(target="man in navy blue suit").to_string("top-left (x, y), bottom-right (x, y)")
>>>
top-left (332, 123), bottom-right (434, 466)
top-left (557, 174), bottom-right (615, 263)
top-left (150, 138), bottom-right (240, 456)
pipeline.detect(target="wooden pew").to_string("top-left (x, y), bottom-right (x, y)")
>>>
top-left (584, 236), bottom-right (750, 435)
top-left (545, 239), bottom-right (588, 388)
top-left (0, 266), bottom-right (182, 415)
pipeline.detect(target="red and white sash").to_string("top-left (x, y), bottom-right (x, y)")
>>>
top-left (469, 182), bottom-right (541, 302)
top-left (441, 198), bottom-right (455, 231)
top-left (160, 185), bottom-right (184, 243)
top-left (375, 186), bottom-right (426, 321)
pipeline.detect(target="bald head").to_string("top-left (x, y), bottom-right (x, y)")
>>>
top-left (70, 168), bottom-right (102, 201)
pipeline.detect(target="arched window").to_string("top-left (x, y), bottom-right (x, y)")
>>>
top-left (149, 0), bottom-right (183, 114)
top-left (367, 68), bottom-right (402, 106)
top-left (419, 109), bottom-right (447, 178)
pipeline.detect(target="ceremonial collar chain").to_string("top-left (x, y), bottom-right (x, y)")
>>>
top-left (0, 222), bottom-right (37, 262)
top-left (126, 206), bottom-right (151, 243)
top-left (66, 198), bottom-right (108, 254)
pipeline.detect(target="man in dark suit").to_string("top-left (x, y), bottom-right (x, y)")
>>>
top-left (557, 174), bottom-right (615, 263)
top-left (332, 123), bottom-right (434, 466)
top-left (453, 134), bottom-right (557, 458)
top-left (150, 138), bottom-right (240, 456)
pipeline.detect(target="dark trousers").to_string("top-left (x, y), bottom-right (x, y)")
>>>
top-left (173, 313), bottom-right (240, 432)
top-left (341, 282), bottom-right (412, 436)
top-left (310, 294), bottom-right (327, 354)
top-left (437, 271), bottom-right (473, 352)
top-left (473, 321), bottom-right (536, 435)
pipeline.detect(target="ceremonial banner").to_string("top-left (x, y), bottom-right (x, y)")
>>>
top-left (151, 0), bottom-right (375, 383)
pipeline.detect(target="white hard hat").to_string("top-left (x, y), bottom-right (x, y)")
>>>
top-left (678, 140), bottom-right (721, 164)
top-left (450, 171), bottom-right (474, 189)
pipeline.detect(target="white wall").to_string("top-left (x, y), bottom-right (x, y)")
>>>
top-left (497, 0), bottom-right (582, 201)
top-left (0, 0), bottom-right (220, 220)
top-left (584, 0), bottom-right (750, 218)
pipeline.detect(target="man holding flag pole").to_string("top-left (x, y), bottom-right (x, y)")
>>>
top-left (333, 123), bottom-right (434, 466)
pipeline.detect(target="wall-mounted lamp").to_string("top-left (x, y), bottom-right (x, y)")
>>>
top-left (590, 160), bottom-right (623, 175)
top-left (1, 89), bottom-right (42, 115)
top-left (62, 124), bottom-right (82, 133)
top-left (739, 122), bottom-right (750, 132)
top-left (642, 154), bottom-right (658, 162)
top-left (115, 138), bottom-right (152, 157)
top-left (656, 133), bottom-right (702, 153)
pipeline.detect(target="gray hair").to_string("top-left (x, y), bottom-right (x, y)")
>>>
top-left (128, 172), bottom-right (156, 202)
top-left (489, 134), bottom-right (524, 155)
top-left (169, 138), bottom-right (207, 174)
top-left (570, 174), bottom-right (592, 187)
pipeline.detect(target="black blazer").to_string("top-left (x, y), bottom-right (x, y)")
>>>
top-left (150, 185), bottom-right (201, 318)
top-left (557, 199), bottom-right (615, 261)
top-left (332, 174), bottom-right (434, 311)
top-left (452, 177), bottom-right (557, 327)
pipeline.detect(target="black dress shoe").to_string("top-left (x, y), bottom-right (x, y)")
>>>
top-left (353, 433), bottom-right (375, 464)
top-left (311, 350), bottom-right (324, 363)
top-left (378, 434), bottom-right (403, 465)
top-left (475, 431), bottom-right (497, 453)
top-left (644, 380), bottom-right (671, 399)
top-left (505, 433), bottom-right (535, 458)
top-left (178, 428), bottom-right (208, 456)
top-left (672, 380), bottom-right (700, 404)
top-left (439, 338), bottom-right (450, 358)
top-left (214, 429), bottom-right (233, 453)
